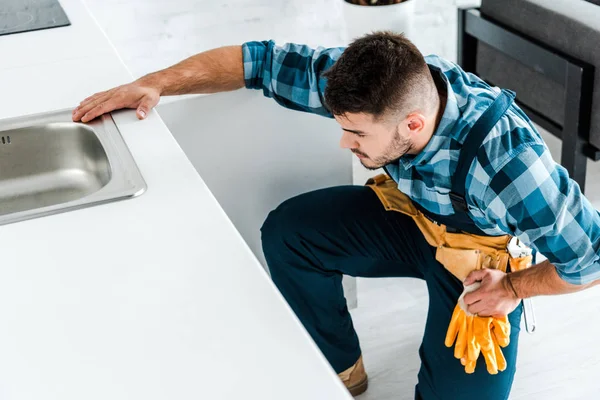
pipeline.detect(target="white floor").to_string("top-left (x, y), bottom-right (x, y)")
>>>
top-left (83, 0), bottom-right (600, 398)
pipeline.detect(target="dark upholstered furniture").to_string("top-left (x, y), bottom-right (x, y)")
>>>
top-left (458, 0), bottom-right (600, 192)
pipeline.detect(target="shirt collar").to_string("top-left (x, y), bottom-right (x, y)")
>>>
top-left (398, 65), bottom-right (460, 169)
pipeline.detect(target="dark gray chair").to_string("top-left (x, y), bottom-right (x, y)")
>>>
top-left (458, 0), bottom-right (600, 192)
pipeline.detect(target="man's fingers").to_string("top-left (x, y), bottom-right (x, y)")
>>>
top-left (463, 288), bottom-right (483, 306)
top-left (74, 83), bottom-right (160, 123)
top-left (73, 92), bottom-right (112, 121)
top-left (81, 97), bottom-right (126, 123)
top-left (463, 269), bottom-right (486, 286)
top-left (80, 100), bottom-right (111, 123)
top-left (73, 90), bottom-right (113, 117)
top-left (467, 301), bottom-right (484, 316)
top-left (136, 98), bottom-right (154, 120)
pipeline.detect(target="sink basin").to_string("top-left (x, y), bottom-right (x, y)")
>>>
top-left (0, 109), bottom-right (146, 225)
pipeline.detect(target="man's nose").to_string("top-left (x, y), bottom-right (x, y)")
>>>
top-left (339, 131), bottom-right (358, 149)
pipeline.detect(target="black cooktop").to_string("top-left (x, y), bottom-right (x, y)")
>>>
top-left (0, 0), bottom-right (70, 37)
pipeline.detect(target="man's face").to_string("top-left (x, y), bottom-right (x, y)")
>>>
top-left (335, 112), bottom-right (413, 170)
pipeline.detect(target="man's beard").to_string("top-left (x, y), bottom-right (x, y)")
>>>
top-left (357, 129), bottom-right (412, 170)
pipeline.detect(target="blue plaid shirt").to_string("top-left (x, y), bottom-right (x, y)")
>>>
top-left (242, 40), bottom-right (600, 286)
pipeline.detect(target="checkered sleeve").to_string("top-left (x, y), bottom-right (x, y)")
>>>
top-left (478, 142), bottom-right (600, 285)
top-left (241, 40), bottom-right (344, 117)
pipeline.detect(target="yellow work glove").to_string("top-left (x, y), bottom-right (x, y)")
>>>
top-left (445, 283), bottom-right (511, 374)
top-left (471, 316), bottom-right (509, 374)
top-left (445, 303), bottom-right (477, 373)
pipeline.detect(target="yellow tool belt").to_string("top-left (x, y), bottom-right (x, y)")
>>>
top-left (365, 174), bottom-right (531, 280)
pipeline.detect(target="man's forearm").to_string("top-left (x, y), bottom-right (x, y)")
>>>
top-left (508, 260), bottom-right (599, 299)
top-left (138, 45), bottom-right (245, 96)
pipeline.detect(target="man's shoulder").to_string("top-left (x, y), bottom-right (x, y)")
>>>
top-left (470, 109), bottom-right (547, 196)
top-left (424, 54), bottom-right (493, 104)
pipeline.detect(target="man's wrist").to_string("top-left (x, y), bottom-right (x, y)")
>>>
top-left (508, 260), bottom-right (594, 299)
top-left (504, 273), bottom-right (520, 299)
top-left (137, 71), bottom-right (166, 95)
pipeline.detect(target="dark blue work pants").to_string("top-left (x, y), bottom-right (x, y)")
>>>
top-left (261, 185), bottom-right (523, 399)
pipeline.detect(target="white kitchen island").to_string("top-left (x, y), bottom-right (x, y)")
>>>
top-left (0, 1), bottom-right (353, 399)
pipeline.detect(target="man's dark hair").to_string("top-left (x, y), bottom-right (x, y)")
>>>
top-left (323, 31), bottom-right (436, 120)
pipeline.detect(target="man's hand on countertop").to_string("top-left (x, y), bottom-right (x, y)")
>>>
top-left (72, 79), bottom-right (161, 123)
top-left (72, 45), bottom-right (245, 123)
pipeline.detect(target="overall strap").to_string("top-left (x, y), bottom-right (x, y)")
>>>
top-left (450, 89), bottom-right (516, 213)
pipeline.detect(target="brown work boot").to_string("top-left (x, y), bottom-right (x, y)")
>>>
top-left (338, 355), bottom-right (368, 397)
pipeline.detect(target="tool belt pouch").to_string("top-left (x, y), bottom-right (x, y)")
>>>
top-left (365, 174), bottom-right (512, 282)
top-left (508, 254), bottom-right (533, 273)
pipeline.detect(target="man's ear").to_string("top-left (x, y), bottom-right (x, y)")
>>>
top-left (405, 112), bottom-right (426, 134)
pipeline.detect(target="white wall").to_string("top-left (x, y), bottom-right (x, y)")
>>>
top-left (157, 89), bottom-right (358, 308)
top-left (86, 0), bottom-right (465, 84)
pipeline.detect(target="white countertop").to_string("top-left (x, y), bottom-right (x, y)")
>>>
top-left (0, 1), bottom-right (351, 399)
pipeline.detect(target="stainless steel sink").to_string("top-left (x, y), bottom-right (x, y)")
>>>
top-left (0, 109), bottom-right (146, 225)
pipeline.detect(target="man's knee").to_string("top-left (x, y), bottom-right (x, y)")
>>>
top-left (261, 195), bottom-right (309, 258)
top-left (261, 185), bottom-right (368, 234)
